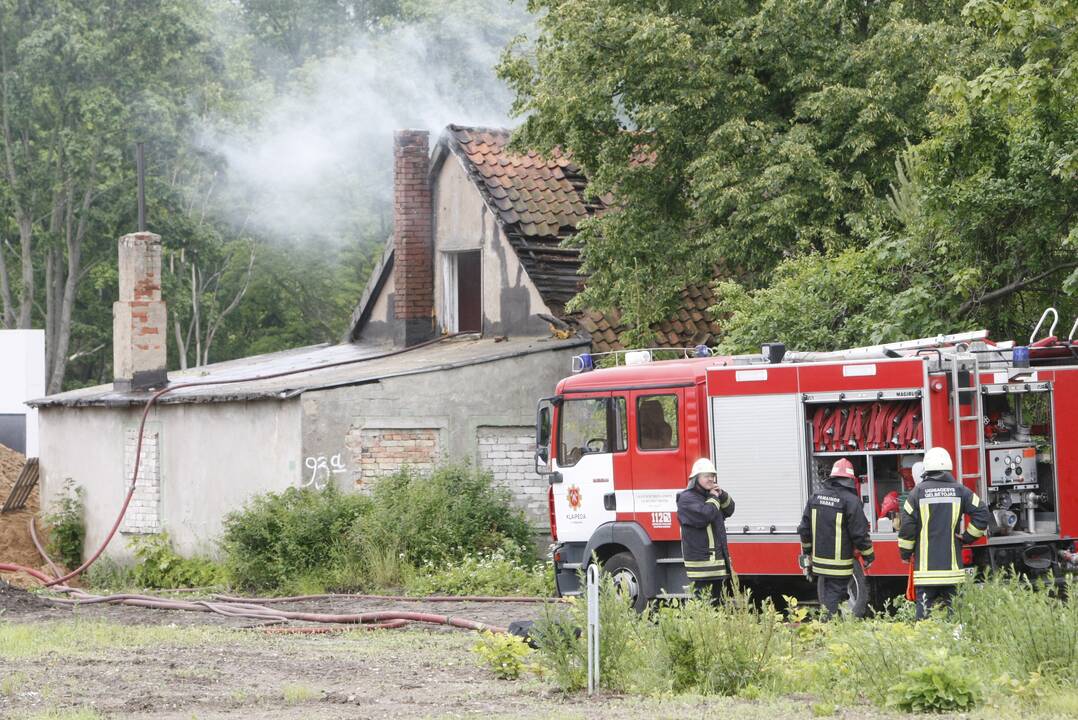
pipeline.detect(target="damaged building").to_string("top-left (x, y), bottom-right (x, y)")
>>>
top-left (29, 126), bottom-right (721, 559)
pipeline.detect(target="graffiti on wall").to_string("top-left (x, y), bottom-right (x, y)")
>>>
top-left (302, 452), bottom-right (347, 489)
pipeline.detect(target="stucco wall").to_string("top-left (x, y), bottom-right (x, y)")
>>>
top-left (38, 399), bottom-right (302, 561)
top-left (300, 343), bottom-right (577, 529)
top-left (432, 155), bottom-right (552, 337)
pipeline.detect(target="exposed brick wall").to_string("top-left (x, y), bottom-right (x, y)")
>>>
top-left (113, 231), bottom-right (167, 391)
top-left (121, 428), bottom-right (161, 534)
top-left (347, 427), bottom-right (440, 489)
top-left (477, 426), bottom-right (548, 529)
top-left (393, 130), bottom-right (433, 325)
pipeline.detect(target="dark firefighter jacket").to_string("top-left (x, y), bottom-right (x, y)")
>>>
top-left (676, 485), bottom-right (735, 581)
top-left (797, 481), bottom-right (874, 577)
top-left (898, 471), bottom-right (991, 586)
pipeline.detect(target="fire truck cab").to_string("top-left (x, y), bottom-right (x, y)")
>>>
top-left (536, 318), bottom-right (1078, 613)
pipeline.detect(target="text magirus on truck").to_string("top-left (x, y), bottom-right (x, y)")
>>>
top-left (534, 310), bottom-right (1078, 616)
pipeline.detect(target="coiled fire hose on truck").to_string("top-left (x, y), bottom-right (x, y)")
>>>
top-left (0, 333), bottom-right (554, 633)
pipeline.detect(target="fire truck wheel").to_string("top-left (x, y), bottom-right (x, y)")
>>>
top-left (602, 552), bottom-right (647, 613)
top-left (817, 561), bottom-right (870, 618)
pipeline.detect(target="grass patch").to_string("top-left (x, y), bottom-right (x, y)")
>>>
top-left (281, 683), bottom-right (317, 703)
top-left (25, 710), bottom-right (105, 720)
top-left (1, 670), bottom-right (28, 695)
top-left (0, 619), bottom-right (240, 659)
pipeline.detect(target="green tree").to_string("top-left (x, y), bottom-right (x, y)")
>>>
top-left (499, 0), bottom-right (986, 341)
top-left (0, 0), bottom-right (236, 391)
top-left (717, 0), bottom-right (1077, 351)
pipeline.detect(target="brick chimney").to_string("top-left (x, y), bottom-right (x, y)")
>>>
top-left (113, 231), bottom-right (167, 391)
top-left (393, 129), bottom-right (434, 347)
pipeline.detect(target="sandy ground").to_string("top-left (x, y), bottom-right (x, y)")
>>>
top-left (0, 583), bottom-right (849, 720)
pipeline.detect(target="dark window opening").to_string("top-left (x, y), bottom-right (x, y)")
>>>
top-left (456, 250), bottom-right (481, 333)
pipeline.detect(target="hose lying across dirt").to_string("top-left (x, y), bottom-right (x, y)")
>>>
top-left (212, 593), bottom-right (558, 604)
top-left (36, 589), bottom-right (510, 634)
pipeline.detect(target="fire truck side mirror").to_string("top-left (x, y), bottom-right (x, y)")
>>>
top-left (535, 400), bottom-right (554, 476)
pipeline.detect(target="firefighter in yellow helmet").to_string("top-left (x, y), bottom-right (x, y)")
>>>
top-left (898, 447), bottom-right (990, 619)
top-left (677, 457), bottom-right (736, 603)
top-left (797, 458), bottom-right (875, 617)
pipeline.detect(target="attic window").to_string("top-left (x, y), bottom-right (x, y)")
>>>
top-left (442, 250), bottom-right (481, 333)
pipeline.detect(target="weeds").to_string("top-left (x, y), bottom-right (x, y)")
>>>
top-left (886, 652), bottom-right (982, 712)
top-left (129, 532), bottom-right (227, 589)
top-left (654, 586), bottom-right (782, 696)
top-left (473, 631), bottom-right (537, 679)
top-left (405, 545), bottom-right (553, 597)
top-left (44, 481), bottom-right (85, 570)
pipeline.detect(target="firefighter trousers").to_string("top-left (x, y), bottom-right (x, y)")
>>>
top-left (694, 577), bottom-right (732, 606)
top-left (818, 576), bottom-right (849, 617)
top-left (915, 585), bottom-right (956, 620)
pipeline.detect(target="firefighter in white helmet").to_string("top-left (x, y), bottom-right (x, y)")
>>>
top-left (797, 458), bottom-right (875, 617)
top-left (898, 446), bottom-right (990, 619)
top-left (676, 457), bottom-right (736, 603)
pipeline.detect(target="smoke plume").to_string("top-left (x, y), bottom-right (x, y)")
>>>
top-left (200, 1), bottom-right (532, 241)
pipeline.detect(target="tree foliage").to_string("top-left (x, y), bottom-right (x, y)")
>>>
top-left (502, 0), bottom-right (1077, 349)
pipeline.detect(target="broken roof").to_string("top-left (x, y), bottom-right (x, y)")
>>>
top-left (441, 124), bottom-right (593, 313)
top-left (28, 335), bottom-right (587, 409)
top-left (348, 124), bottom-right (722, 351)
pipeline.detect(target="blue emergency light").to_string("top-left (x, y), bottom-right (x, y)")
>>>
top-left (572, 353), bottom-right (595, 373)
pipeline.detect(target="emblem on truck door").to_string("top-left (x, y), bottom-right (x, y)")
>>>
top-left (567, 485), bottom-right (583, 510)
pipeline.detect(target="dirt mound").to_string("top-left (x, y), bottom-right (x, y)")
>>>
top-left (0, 443), bottom-right (46, 575)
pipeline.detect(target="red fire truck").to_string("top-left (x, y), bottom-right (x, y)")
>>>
top-left (535, 313), bottom-right (1078, 613)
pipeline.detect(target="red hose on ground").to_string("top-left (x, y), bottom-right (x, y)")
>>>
top-left (213, 593), bottom-right (558, 604)
top-left (36, 589), bottom-right (510, 634)
top-left (0, 335), bottom-right (454, 588)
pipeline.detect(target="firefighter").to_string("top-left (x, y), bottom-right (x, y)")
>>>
top-left (898, 446), bottom-right (990, 619)
top-left (676, 457), bottom-right (735, 603)
top-left (797, 458), bottom-right (875, 617)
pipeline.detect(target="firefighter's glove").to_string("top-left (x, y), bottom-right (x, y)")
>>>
top-left (899, 550), bottom-right (913, 563)
top-left (861, 554), bottom-right (874, 571)
top-left (798, 554), bottom-right (814, 581)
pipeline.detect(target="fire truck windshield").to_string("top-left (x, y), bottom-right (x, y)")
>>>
top-left (558, 397), bottom-right (627, 466)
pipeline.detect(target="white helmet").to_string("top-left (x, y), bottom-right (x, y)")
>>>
top-left (923, 447), bottom-right (953, 473)
top-left (689, 457), bottom-right (718, 480)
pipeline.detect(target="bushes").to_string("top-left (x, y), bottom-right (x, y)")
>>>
top-left (45, 481), bottom-right (85, 570)
top-left (360, 464), bottom-right (534, 567)
top-left (221, 485), bottom-right (371, 590)
top-left (221, 463), bottom-right (538, 593)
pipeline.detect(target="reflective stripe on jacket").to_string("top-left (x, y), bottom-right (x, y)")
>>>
top-left (898, 471), bottom-right (990, 586)
top-left (677, 486), bottom-right (735, 580)
top-left (797, 480), bottom-right (874, 577)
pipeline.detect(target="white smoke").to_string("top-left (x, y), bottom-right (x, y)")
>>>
top-left (200, 1), bottom-right (532, 240)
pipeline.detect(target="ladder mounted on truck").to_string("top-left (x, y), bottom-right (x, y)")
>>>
top-left (948, 353), bottom-right (988, 501)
